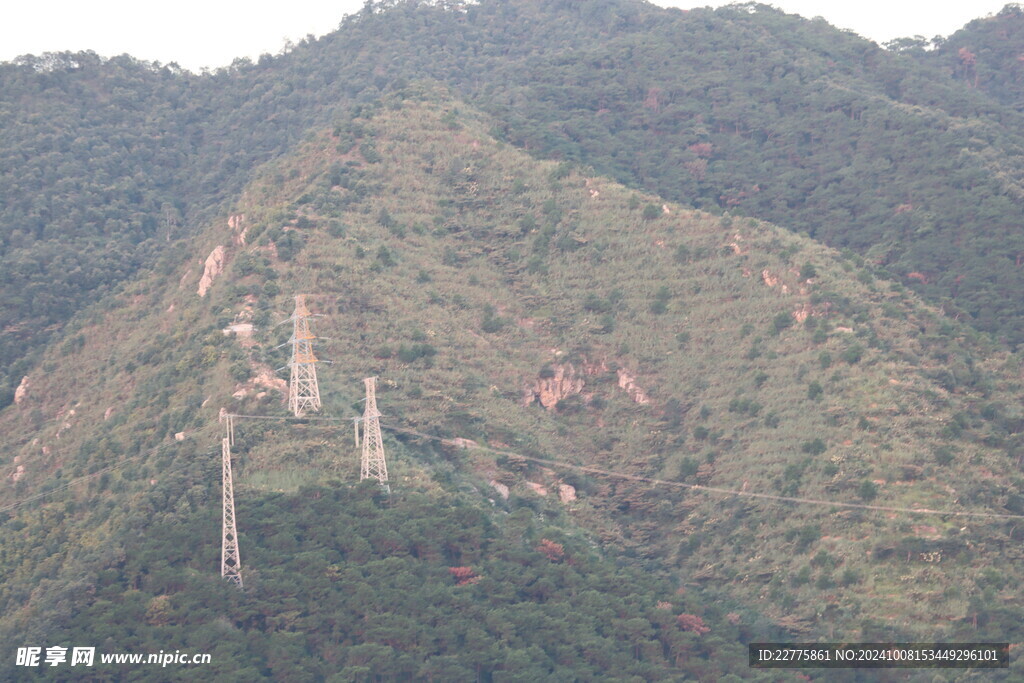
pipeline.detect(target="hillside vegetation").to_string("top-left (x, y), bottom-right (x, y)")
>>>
top-left (3, 92), bottom-right (1024, 680)
top-left (6, 0), bottom-right (1024, 410)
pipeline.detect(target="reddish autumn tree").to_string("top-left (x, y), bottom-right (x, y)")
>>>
top-left (687, 142), bottom-right (713, 158)
top-left (537, 538), bottom-right (565, 562)
top-left (676, 613), bottom-right (711, 635)
top-left (448, 567), bottom-right (479, 586)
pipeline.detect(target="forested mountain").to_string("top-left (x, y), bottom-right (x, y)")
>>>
top-left (3, 90), bottom-right (1024, 679)
top-left (913, 3), bottom-right (1024, 110)
top-left (5, 0), bottom-right (1024, 678)
top-left (6, 0), bottom-right (1024, 409)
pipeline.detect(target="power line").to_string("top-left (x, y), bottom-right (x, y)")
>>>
top-left (218, 414), bottom-right (1024, 519)
top-left (380, 424), bottom-right (1024, 521)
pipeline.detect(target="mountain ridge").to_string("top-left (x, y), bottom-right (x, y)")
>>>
top-left (3, 93), bottom-right (1024, 677)
top-left (6, 0), bottom-right (1024, 410)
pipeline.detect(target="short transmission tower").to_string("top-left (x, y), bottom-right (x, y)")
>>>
top-left (220, 413), bottom-right (243, 588)
top-left (358, 377), bottom-right (390, 493)
top-left (287, 295), bottom-right (322, 417)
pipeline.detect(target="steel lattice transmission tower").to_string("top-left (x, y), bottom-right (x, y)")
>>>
top-left (220, 413), bottom-right (243, 588)
top-left (358, 377), bottom-right (390, 493)
top-left (287, 295), bottom-right (322, 417)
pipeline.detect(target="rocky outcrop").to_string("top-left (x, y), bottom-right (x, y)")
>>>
top-left (229, 214), bottom-right (248, 246)
top-left (762, 268), bottom-right (788, 293)
top-left (793, 302), bottom-right (814, 324)
top-left (523, 364), bottom-right (587, 410)
top-left (525, 481), bottom-right (548, 496)
top-left (523, 360), bottom-right (649, 408)
top-left (222, 323), bottom-right (254, 338)
top-left (14, 376), bottom-right (28, 404)
top-left (442, 437), bottom-right (478, 450)
top-left (558, 483), bottom-right (577, 503)
top-left (197, 246), bottom-right (226, 297)
top-left (617, 368), bottom-right (649, 404)
top-left (254, 364), bottom-right (287, 394)
top-left (490, 480), bottom-right (510, 500)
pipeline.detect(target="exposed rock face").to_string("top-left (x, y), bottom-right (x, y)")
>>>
top-left (558, 483), bottom-right (577, 503)
top-left (443, 437), bottom-right (478, 450)
top-left (14, 376), bottom-right (28, 404)
top-left (490, 480), bottom-right (510, 500)
top-left (523, 360), bottom-right (649, 408)
top-left (524, 364), bottom-right (586, 410)
top-left (222, 323), bottom-right (254, 338)
top-left (254, 364), bottom-right (287, 394)
top-left (617, 369), bottom-right (649, 404)
top-left (761, 268), bottom-right (790, 293)
top-left (197, 246), bottom-right (226, 297)
top-left (229, 214), bottom-right (248, 246)
top-left (793, 302), bottom-right (813, 324)
top-left (525, 481), bottom-right (548, 496)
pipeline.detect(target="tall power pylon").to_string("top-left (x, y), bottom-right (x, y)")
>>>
top-left (358, 377), bottom-right (390, 493)
top-left (220, 413), bottom-right (243, 588)
top-left (287, 295), bottom-right (322, 417)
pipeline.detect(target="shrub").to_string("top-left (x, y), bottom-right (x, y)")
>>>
top-left (841, 344), bottom-right (864, 364)
top-left (376, 246), bottom-right (397, 267)
top-left (595, 314), bottom-right (615, 334)
top-left (583, 294), bottom-right (611, 313)
top-left (801, 439), bottom-right (827, 455)
top-left (858, 480), bottom-right (878, 501)
top-left (807, 381), bottom-right (824, 400)
top-left (481, 305), bottom-right (508, 333)
top-left (642, 203), bottom-right (661, 220)
top-left (772, 312), bottom-right (793, 334)
top-left (397, 343), bottom-right (437, 363)
top-left (933, 446), bottom-right (955, 466)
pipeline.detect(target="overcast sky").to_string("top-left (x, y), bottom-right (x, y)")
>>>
top-left (0, 1), bottom-right (1011, 72)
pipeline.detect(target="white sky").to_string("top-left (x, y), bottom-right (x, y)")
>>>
top-left (0, 1), bottom-right (1011, 72)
